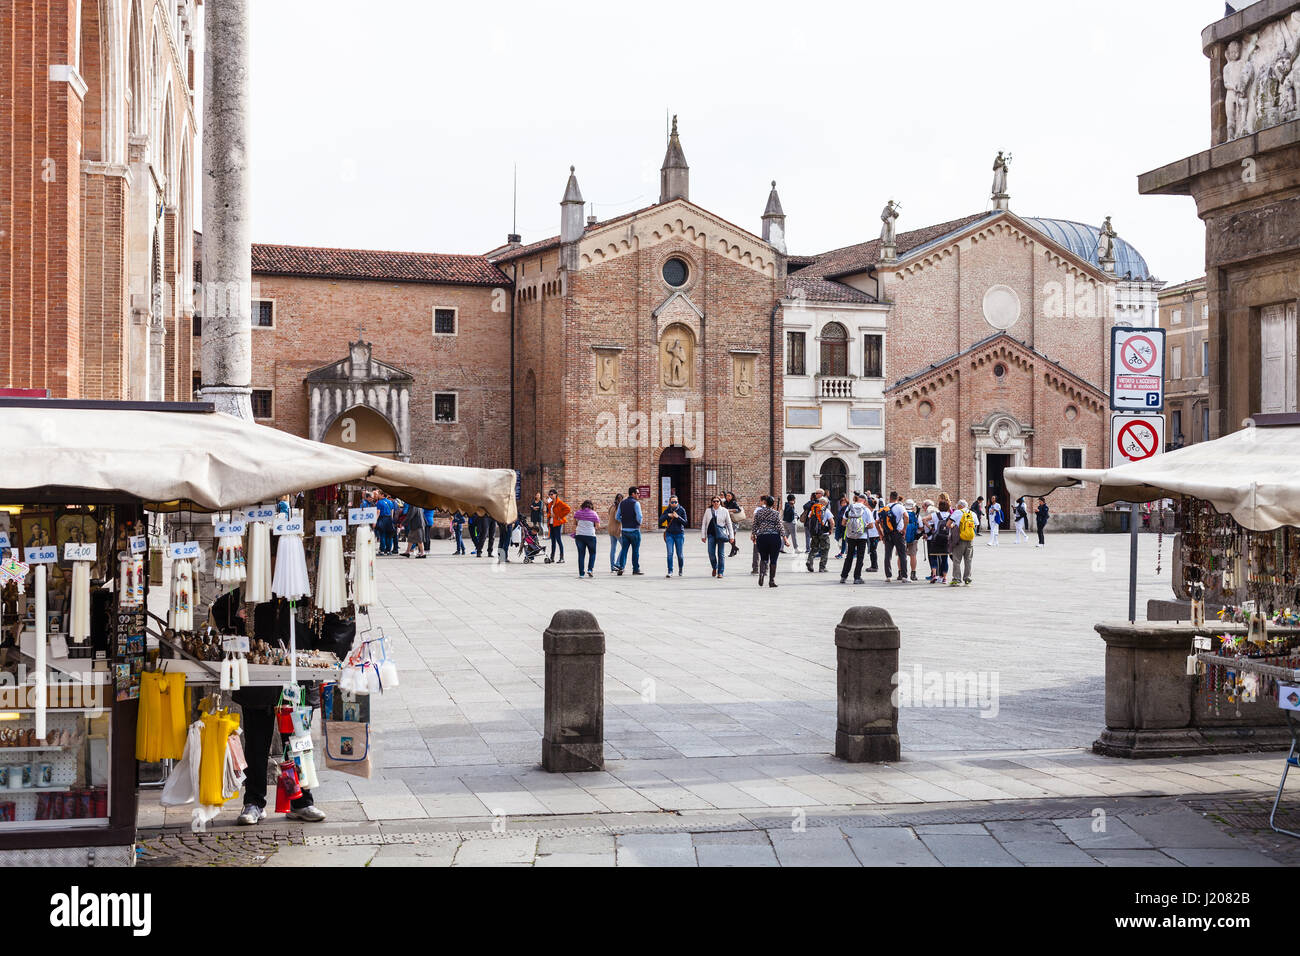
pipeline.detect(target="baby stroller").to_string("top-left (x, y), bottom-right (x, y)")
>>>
top-left (518, 521), bottom-right (546, 563)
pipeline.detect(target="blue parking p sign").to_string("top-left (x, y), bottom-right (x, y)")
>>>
top-left (1145, 392), bottom-right (1160, 407)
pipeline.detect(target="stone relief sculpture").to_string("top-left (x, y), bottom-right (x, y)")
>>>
top-left (661, 327), bottom-right (693, 388)
top-left (879, 199), bottom-right (900, 245)
top-left (596, 353), bottom-right (617, 394)
top-left (1221, 13), bottom-right (1300, 142)
top-left (734, 356), bottom-right (755, 397)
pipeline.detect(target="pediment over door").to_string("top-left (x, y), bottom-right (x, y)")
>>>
top-left (809, 432), bottom-right (861, 454)
top-left (305, 341), bottom-right (413, 460)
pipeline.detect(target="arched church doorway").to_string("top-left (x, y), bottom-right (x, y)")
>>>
top-left (323, 405), bottom-right (400, 459)
top-left (819, 457), bottom-right (848, 505)
top-left (658, 446), bottom-right (692, 527)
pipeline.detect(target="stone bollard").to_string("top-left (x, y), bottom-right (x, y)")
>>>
top-left (542, 609), bottom-right (605, 772)
top-left (834, 606), bottom-right (901, 762)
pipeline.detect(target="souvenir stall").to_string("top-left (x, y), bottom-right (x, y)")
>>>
top-left (0, 398), bottom-right (516, 862)
top-left (1006, 415), bottom-right (1300, 801)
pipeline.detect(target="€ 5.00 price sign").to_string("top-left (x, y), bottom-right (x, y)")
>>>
top-left (1110, 327), bottom-right (1166, 411)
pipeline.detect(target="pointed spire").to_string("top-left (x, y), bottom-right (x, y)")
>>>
top-left (761, 181), bottom-right (786, 254)
top-left (562, 165), bottom-right (584, 205)
top-left (660, 115), bottom-right (689, 203)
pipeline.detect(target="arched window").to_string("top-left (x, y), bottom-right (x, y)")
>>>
top-left (819, 322), bottom-right (848, 376)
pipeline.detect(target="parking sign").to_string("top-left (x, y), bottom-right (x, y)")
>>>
top-left (1110, 327), bottom-right (1165, 411)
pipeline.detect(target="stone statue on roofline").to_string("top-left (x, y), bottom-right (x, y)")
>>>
top-left (991, 151), bottom-right (1010, 198)
top-left (1097, 216), bottom-right (1117, 271)
top-left (879, 199), bottom-right (900, 246)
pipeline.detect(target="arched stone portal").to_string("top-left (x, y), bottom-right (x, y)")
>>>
top-left (322, 405), bottom-right (401, 459)
top-left (306, 340), bottom-right (413, 461)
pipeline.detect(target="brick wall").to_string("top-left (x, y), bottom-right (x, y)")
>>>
top-left (233, 274), bottom-right (511, 466)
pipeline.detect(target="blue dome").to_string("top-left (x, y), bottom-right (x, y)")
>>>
top-left (1023, 217), bottom-right (1155, 282)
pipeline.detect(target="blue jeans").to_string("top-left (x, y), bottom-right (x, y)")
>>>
top-left (453, 527), bottom-right (464, 553)
top-left (617, 530), bottom-right (641, 572)
top-left (707, 536), bottom-right (728, 574)
top-left (575, 535), bottom-right (596, 575)
top-left (664, 532), bottom-right (685, 572)
top-left (609, 535), bottom-right (620, 569)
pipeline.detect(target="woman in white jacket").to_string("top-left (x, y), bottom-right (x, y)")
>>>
top-left (701, 495), bottom-right (736, 578)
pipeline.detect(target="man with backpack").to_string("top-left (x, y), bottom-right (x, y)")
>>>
top-left (883, 491), bottom-right (910, 583)
top-left (864, 495), bottom-right (883, 573)
top-left (948, 497), bottom-right (977, 587)
top-left (839, 491), bottom-right (871, 584)
top-left (805, 491), bottom-right (833, 573)
top-left (904, 499), bottom-right (920, 581)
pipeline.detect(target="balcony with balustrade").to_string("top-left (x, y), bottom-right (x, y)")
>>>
top-left (816, 375), bottom-right (855, 400)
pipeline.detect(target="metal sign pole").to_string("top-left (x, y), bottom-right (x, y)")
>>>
top-left (1128, 501), bottom-right (1139, 623)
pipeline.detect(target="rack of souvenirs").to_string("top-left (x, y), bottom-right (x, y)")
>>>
top-left (1175, 496), bottom-right (1300, 611)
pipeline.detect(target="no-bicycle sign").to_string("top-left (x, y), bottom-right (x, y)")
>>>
top-left (1111, 413), bottom-right (1165, 467)
top-left (1111, 327), bottom-right (1165, 411)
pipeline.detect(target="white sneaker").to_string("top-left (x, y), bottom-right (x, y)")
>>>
top-left (285, 805), bottom-right (327, 823)
top-left (236, 805), bottom-right (265, 826)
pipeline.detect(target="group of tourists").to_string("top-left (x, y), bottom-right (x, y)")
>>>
top-left (395, 484), bottom-right (1055, 585)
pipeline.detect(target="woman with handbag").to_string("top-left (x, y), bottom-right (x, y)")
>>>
top-left (702, 495), bottom-right (736, 578)
top-left (607, 493), bottom-right (624, 573)
top-left (751, 495), bottom-right (788, 588)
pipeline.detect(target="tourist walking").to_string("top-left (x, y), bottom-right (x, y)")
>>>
top-left (927, 495), bottom-right (952, 584)
top-left (1035, 498), bottom-right (1050, 547)
top-left (972, 496), bottom-right (985, 537)
top-left (572, 500), bottom-right (600, 578)
top-left (722, 492), bottom-right (745, 558)
top-left (833, 494), bottom-right (849, 559)
top-left (547, 488), bottom-right (570, 563)
top-left (375, 492), bottom-right (397, 555)
top-left (781, 494), bottom-right (801, 554)
top-left (607, 493), bottom-right (624, 572)
top-left (986, 496), bottom-right (1003, 547)
top-left (948, 498), bottom-right (976, 586)
top-left (839, 491), bottom-right (871, 584)
top-left (402, 504), bottom-right (427, 558)
top-left (658, 495), bottom-right (688, 577)
top-left (1014, 496), bottom-right (1029, 543)
top-left (451, 511), bottom-right (466, 554)
top-left (751, 495), bottom-right (787, 588)
top-left (805, 491), bottom-right (832, 572)
top-left (702, 495), bottom-right (736, 578)
top-left (864, 495), bottom-right (882, 573)
top-left (615, 487), bottom-right (644, 575)
top-left (904, 499), bottom-right (921, 581)
top-left (883, 492), bottom-right (909, 582)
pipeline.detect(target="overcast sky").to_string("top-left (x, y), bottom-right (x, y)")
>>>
top-left (224, 1), bottom-right (1227, 285)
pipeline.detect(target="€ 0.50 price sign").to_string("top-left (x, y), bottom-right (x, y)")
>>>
top-left (1111, 413), bottom-right (1165, 467)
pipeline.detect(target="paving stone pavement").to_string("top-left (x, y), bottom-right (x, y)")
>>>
top-left (133, 532), bottom-right (1300, 865)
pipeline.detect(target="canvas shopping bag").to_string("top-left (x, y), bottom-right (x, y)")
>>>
top-left (323, 719), bottom-right (372, 779)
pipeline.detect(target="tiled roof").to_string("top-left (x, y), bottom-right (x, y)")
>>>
top-left (807, 213), bottom-right (994, 280)
top-left (248, 243), bottom-right (509, 286)
top-left (785, 275), bottom-right (877, 305)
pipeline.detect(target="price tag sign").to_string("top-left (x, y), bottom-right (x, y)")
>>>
top-left (288, 735), bottom-right (314, 754)
top-left (215, 521), bottom-right (247, 537)
top-left (129, 535), bottom-right (147, 555)
top-left (348, 507), bottom-right (378, 526)
top-left (315, 520), bottom-right (347, 537)
top-left (63, 542), bottom-right (97, 562)
top-left (243, 504), bottom-right (278, 522)
top-left (0, 533), bottom-right (9, 551)
top-left (168, 541), bottom-right (202, 560)
top-left (273, 519), bottom-right (304, 536)
top-left (222, 635), bottom-right (250, 653)
top-left (24, 546), bottom-right (58, 565)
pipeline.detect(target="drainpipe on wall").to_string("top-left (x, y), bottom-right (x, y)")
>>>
top-left (510, 263), bottom-right (516, 474)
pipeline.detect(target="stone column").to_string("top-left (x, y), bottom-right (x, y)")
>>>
top-left (197, 0), bottom-right (253, 420)
top-left (834, 606), bottom-right (901, 762)
top-left (542, 609), bottom-right (605, 772)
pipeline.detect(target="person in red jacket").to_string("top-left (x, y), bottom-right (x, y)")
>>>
top-left (546, 488), bottom-right (571, 564)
